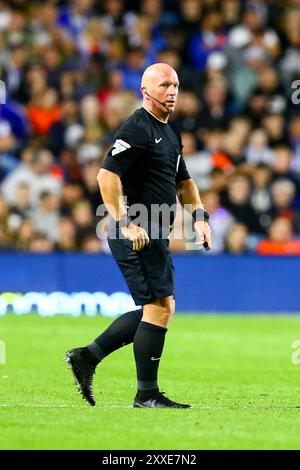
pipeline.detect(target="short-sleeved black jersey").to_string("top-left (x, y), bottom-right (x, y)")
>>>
top-left (102, 107), bottom-right (190, 229)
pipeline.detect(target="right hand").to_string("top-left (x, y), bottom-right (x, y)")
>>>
top-left (121, 224), bottom-right (150, 251)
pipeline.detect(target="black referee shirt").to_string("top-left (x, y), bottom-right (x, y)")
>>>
top-left (102, 107), bottom-right (191, 230)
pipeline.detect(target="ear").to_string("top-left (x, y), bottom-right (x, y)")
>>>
top-left (141, 87), bottom-right (149, 99)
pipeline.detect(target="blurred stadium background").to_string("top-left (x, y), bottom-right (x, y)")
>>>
top-left (1, 0), bottom-right (300, 451)
top-left (0, 0), bottom-right (300, 313)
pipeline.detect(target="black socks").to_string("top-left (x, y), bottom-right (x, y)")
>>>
top-left (133, 321), bottom-right (167, 394)
top-left (86, 308), bottom-right (143, 364)
top-left (85, 313), bottom-right (168, 400)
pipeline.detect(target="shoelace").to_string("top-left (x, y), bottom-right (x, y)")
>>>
top-left (155, 391), bottom-right (174, 405)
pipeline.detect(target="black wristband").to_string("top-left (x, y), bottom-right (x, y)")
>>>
top-left (115, 214), bottom-right (132, 229)
top-left (192, 208), bottom-right (210, 223)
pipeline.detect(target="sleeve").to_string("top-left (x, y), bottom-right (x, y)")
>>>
top-left (169, 121), bottom-right (191, 184)
top-left (176, 154), bottom-right (191, 183)
top-left (101, 124), bottom-right (148, 178)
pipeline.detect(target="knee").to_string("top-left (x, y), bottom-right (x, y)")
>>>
top-left (165, 297), bottom-right (175, 318)
top-left (156, 297), bottom-right (175, 325)
top-left (142, 296), bottom-right (175, 327)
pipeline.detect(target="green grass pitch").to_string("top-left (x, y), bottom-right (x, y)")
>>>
top-left (1, 313), bottom-right (300, 450)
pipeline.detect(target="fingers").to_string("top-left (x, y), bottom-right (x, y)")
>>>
top-left (194, 222), bottom-right (212, 250)
top-left (204, 227), bottom-right (212, 250)
top-left (143, 230), bottom-right (150, 246)
top-left (194, 227), bottom-right (205, 246)
top-left (133, 238), bottom-right (144, 251)
top-left (133, 237), bottom-right (143, 251)
top-left (133, 228), bottom-right (150, 251)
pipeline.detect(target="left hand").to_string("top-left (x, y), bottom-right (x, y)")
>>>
top-left (194, 221), bottom-right (212, 251)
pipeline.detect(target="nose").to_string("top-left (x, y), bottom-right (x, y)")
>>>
top-left (168, 86), bottom-right (177, 96)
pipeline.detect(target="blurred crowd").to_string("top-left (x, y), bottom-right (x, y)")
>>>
top-left (1, 0), bottom-right (300, 255)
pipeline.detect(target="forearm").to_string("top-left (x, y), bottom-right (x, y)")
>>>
top-left (97, 168), bottom-right (149, 250)
top-left (177, 178), bottom-right (212, 250)
top-left (97, 168), bottom-right (127, 221)
top-left (177, 179), bottom-right (204, 214)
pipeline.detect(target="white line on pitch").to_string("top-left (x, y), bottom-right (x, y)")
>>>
top-left (0, 404), bottom-right (298, 410)
top-left (0, 404), bottom-right (213, 409)
top-left (0, 404), bottom-right (223, 409)
top-left (0, 404), bottom-right (132, 409)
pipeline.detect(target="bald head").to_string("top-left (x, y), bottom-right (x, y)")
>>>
top-left (141, 63), bottom-right (179, 121)
top-left (141, 63), bottom-right (178, 88)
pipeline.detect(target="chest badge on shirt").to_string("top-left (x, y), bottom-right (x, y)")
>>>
top-left (155, 137), bottom-right (162, 144)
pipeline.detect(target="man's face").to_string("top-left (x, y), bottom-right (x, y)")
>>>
top-left (148, 69), bottom-right (179, 113)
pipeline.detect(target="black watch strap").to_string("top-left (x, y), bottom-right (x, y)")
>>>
top-left (192, 208), bottom-right (210, 223)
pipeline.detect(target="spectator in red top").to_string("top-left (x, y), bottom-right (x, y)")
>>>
top-left (256, 218), bottom-right (300, 255)
top-left (27, 87), bottom-right (61, 136)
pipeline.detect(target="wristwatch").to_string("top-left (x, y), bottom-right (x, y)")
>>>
top-left (192, 208), bottom-right (210, 223)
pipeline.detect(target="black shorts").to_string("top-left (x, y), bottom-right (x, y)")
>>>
top-left (108, 237), bottom-right (175, 306)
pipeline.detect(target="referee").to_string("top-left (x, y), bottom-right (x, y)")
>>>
top-left (65, 63), bottom-right (212, 408)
